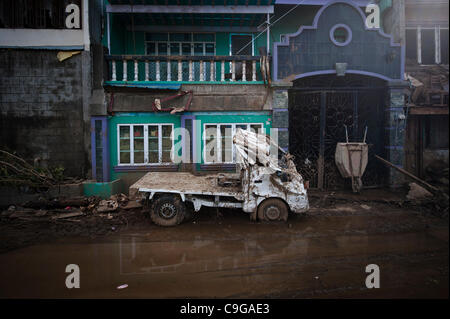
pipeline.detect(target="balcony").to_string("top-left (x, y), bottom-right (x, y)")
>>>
top-left (105, 55), bottom-right (267, 85)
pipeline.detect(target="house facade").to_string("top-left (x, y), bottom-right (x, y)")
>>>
top-left (402, 0), bottom-right (449, 185)
top-left (3, 1), bottom-right (443, 194)
top-left (93, 0), bottom-right (409, 192)
top-left (0, 0), bottom-right (105, 177)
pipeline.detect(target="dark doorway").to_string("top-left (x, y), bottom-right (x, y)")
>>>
top-left (289, 74), bottom-right (387, 190)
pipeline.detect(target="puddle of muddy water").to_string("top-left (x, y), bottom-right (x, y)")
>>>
top-left (0, 212), bottom-right (448, 298)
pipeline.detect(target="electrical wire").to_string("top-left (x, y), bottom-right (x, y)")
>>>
top-left (235, 1), bottom-right (306, 55)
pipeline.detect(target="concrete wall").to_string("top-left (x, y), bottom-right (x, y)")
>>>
top-left (108, 84), bottom-right (272, 112)
top-left (0, 29), bottom-right (85, 49)
top-left (0, 50), bottom-right (88, 177)
top-left (383, 0), bottom-right (405, 45)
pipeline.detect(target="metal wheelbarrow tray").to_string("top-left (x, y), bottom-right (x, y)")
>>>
top-left (335, 142), bottom-right (368, 193)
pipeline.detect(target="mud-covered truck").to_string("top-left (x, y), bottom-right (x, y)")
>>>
top-left (129, 129), bottom-right (309, 226)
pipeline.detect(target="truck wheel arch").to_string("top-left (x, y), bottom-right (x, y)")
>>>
top-left (257, 197), bottom-right (289, 222)
top-left (256, 196), bottom-right (290, 211)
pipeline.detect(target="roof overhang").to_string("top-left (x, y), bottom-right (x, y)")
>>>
top-left (106, 4), bottom-right (274, 14)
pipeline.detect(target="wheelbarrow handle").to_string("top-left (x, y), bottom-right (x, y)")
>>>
top-left (363, 126), bottom-right (368, 144)
top-left (344, 125), bottom-right (349, 143)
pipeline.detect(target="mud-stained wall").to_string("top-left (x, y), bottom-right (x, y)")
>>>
top-left (108, 84), bottom-right (273, 112)
top-left (0, 50), bottom-right (87, 177)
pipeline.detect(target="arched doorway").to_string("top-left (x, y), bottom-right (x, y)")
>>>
top-left (288, 74), bottom-right (388, 190)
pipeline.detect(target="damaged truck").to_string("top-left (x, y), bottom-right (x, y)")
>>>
top-left (130, 129), bottom-right (309, 226)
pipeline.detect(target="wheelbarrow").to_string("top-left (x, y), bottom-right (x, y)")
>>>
top-left (335, 126), bottom-right (369, 193)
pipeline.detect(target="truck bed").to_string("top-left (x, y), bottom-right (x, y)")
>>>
top-left (129, 172), bottom-right (243, 199)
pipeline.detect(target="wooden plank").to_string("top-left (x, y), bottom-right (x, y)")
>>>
top-left (409, 107), bottom-right (449, 115)
top-left (51, 211), bottom-right (84, 220)
top-left (375, 155), bottom-right (449, 200)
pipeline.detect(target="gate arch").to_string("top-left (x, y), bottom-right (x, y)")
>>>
top-left (288, 74), bottom-right (388, 189)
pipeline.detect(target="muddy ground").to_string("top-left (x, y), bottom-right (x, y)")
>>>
top-left (0, 189), bottom-right (448, 298)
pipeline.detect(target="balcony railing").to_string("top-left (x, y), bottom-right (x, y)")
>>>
top-left (105, 55), bottom-right (266, 83)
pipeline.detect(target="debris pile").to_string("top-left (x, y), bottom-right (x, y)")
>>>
top-left (405, 64), bottom-right (449, 106)
top-left (0, 150), bottom-right (80, 187)
top-left (405, 182), bottom-right (449, 218)
top-left (1, 193), bottom-right (144, 223)
top-left (406, 182), bottom-right (433, 200)
top-left (425, 162), bottom-right (449, 187)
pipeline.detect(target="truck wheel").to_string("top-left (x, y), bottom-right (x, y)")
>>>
top-left (257, 198), bottom-right (289, 222)
top-left (151, 195), bottom-right (186, 227)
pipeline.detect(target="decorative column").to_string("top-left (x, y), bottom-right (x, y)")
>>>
top-left (385, 80), bottom-right (409, 187)
top-left (271, 82), bottom-right (292, 152)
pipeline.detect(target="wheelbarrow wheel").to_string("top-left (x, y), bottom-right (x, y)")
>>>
top-left (352, 177), bottom-right (363, 193)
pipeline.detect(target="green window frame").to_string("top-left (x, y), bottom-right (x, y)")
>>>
top-left (118, 123), bottom-right (174, 165)
top-left (145, 32), bottom-right (216, 56)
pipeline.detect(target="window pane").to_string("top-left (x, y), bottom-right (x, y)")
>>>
top-left (120, 126), bottom-right (130, 138)
top-left (205, 125), bottom-right (217, 162)
top-left (162, 151), bottom-right (172, 163)
top-left (170, 33), bottom-right (191, 42)
top-left (441, 29), bottom-right (449, 64)
top-left (149, 140), bottom-right (158, 152)
top-left (148, 126), bottom-right (159, 163)
top-left (146, 42), bottom-right (156, 55)
top-left (162, 125), bottom-right (172, 137)
top-left (146, 33), bottom-right (167, 41)
top-left (133, 126), bottom-right (143, 138)
top-left (406, 29), bottom-right (417, 62)
top-left (231, 35), bottom-right (252, 55)
top-left (162, 125), bottom-right (172, 151)
top-left (250, 124), bottom-right (263, 134)
top-left (148, 126), bottom-right (158, 138)
top-left (205, 43), bottom-right (215, 56)
top-left (333, 27), bottom-right (348, 44)
top-left (149, 151), bottom-right (158, 163)
top-left (120, 139), bottom-right (130, 151)
top-left (158, 43), bottom-right (168, 55)
top-left (193, 33), bottom-right (215, 42)
top-left (120, 152), bottom-right (130, 164)
top-left (170, 43), bottom-right (180, 55)
top-left (119, 126), bottom-right (130, 159)
top-left (134, 152), bottom-right (144, 163)
top-left (221, 125), bottom-right (233, 163)
top-left (426, 116), bottom-right (449, 149)
top-left (421, 29), bottom-right (435, 64)
top-left (148, 126), bottom-right (158, 147)
top-left (182, 43), bottom-right (191, 55)
top-left (134, 139), bottom-right (144, 151)
top-left (194, 43), bottom-right (203, 55)
top-left (133, 126), bottom-right (144, 164)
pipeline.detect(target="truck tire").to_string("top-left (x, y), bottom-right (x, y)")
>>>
top-left (257, 198), bottom-right (289, 222)
top-left (151, 195), bottom-right (186, 227)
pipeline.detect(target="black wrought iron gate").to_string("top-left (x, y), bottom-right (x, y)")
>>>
top-left (289, 78), bottom-right (387, 190)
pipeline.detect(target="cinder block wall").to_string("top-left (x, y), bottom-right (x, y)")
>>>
top-left (0, 50), bottom-right (87, 177)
